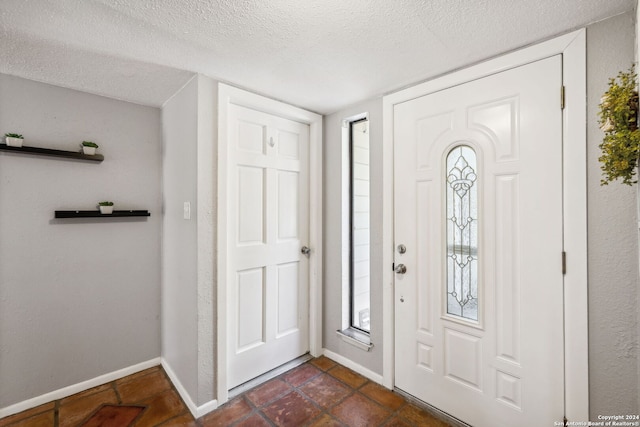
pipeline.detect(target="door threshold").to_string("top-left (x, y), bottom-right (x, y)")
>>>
top-left (228, 353), bottom-right (313, 399)
top-left (393, 387), bottom-right (470, 427)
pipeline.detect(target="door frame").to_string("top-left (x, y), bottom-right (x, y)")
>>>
top-left (382, 30), bottom-right (588, 421)
top-left (217, 83), bottom-right (323, 405)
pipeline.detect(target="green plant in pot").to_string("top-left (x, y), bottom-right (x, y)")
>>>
top-left (98, 201), bottom-right (114, 214)
top-left (5, 133), bottom-right (24, 147)
top-left (598, 65), bottom-right (640, 185)
top-left (81, 141), bottom-right (99, 155)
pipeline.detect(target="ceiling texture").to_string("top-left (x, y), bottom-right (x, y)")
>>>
top-left (0, 0), bottom-right (635, 114)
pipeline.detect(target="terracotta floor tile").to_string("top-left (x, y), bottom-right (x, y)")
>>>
top-left (200, 397), bottom-right (252, 426)
top-left (5, 411), bottom-right (54, 427)
top-left (306, 413), bottom-right (344, 427)
top-left (115, 366), bottom-right (161, 386)
top-left (133, 389), bottom-right (186, 427)
top-left (282, 364), bottom-right (321, 387)
top-left (331, 393), bottom-right (391, 427)
top-left (245, 378), bottom-right (292, 407)
top-left (262, 390), bottom-right (321, 427)
top-left (299, 374), bottom-right (352, 410)
top-left (60, 383), bottom-right (113, 406)
top-left (0, 403), bottom-right (55, 427)
top-left (0, 360), bottom-right (440, 427)
top-left (117, 370), bottom-right (172, 403)
top-left (327, 366), bottom-right (367, 389)
top-left (81, 404), bottom-right (145, 427)
top-left (383, 416), bottom-right (413, 427)
top-left (156, 413), bottom-right (198, 426)
top-left (309, 356), bottom-right (337, 372)
top-left (397, 404), bottom-right (450, 426)
top-left (359, 382), bottom-right (406, 411)
top-left (234, 412), bottom-right (272, 427)
top-left (59, 388), bottom-right (119, 427)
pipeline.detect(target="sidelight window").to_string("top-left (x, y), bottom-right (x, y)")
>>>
top-left (350, 118), bottom-right (371, 332)
top-left (337, 115), bottom-right (372, 350)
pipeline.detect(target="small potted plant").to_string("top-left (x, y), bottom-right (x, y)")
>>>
top-left (5, 133), bottom-right (24, 147)
top-left (98, 201), bottom-right (114, 214)
top-left (81, 141), bottom-right (99, 155)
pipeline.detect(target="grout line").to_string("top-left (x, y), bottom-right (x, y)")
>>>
top-left (112, 380), bottom-right (122, 404)
top-left (255, 410), bottom-right (277, 427)
top-left (54, 401), bottom-right (59, 427)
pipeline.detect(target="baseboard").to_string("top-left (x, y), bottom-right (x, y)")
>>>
top-left (0, 358), bottom-right (161, 419)
top-left (161, 358), bottom-right (217, 419)
top-left (322, 349), bottom-right (384, 385)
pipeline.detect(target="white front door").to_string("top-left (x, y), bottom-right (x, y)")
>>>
top-left (394, 56), bottom-right (564, 426)
top-left (227, 103), bottom-right (310, 389)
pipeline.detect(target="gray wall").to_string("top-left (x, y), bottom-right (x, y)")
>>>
top-left (0, 74), bottom-right (162, 408)
top-left (322, 11), bottom-right (640, 418)
top-left (161, 74), bottom-right (217, 407)
top-left (587, 11), bottom-right (639, 418)
top-left (637, 2), bottom-right (640, 414)
top-left (162, 76), bottom-right (199, 403)
top-left (323, 98), bottom-right (384, 374)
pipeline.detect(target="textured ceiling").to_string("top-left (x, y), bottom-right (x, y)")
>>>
top-left (0, 0), bottom-right (635, 114)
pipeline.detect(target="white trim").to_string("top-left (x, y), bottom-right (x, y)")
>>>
top-left (341, 122), bottom-right (350, 330)
top-left (382, 29), bottom-right (588, 420)
top-left (0, 358), bottom-right (161, 419)
top-left (323, 349), bottom-right (384, 385)
top-left (561, 30), bottom-right (589, 422)
top-left (216, 83), bottom-right (323, 405)
top-left (161, 359), bottom-right (218, 419)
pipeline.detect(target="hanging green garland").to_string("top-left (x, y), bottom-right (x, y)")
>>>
top-left (598, 65), bottom-right (640, 186)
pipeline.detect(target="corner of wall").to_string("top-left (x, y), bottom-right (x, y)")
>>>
top-left (162, 358), bottom-right (218, 419)
top-left (195, 74), bottom-right (219, 406)
top-left (160, 76), bottom-right (199, 405)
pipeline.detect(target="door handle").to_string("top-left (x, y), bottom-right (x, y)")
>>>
top-left (395, 264), bottom-right (407, 274)
top-left (301, 246), bottom-right (311, 256)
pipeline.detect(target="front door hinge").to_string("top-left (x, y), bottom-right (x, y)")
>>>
top-left (562, 252), bottom-right (567, 275)
top-left (561, 86), bottom-right (566, 110)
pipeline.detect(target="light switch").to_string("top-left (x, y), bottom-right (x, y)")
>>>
top-left (183, 202), bottom-right (191, 220)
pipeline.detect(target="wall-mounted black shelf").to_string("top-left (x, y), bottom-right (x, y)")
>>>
top-left (55, 210), bottom-right (150, 218)
top-left (0, 144), bottom-right (104, 162)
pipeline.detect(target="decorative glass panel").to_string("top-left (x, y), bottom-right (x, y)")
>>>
top-left (446, 146), bottom-right (478, 321)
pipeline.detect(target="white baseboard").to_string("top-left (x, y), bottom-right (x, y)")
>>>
top-left (0, 358), bottom-right (161, 419)
top-left (161, 358), bottom-right (217, 419)
top-left (322, 349), bottom-right (385, 385)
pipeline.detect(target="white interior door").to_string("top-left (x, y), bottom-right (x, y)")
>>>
top-left (394, 55), bottom-right (564, 427)
top-left (227, 103), bottom-right (310, 389)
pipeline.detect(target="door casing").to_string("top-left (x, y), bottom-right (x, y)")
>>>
top-left (382, 30), bottom-right (588, 421)
top-left (217, 83), bottom-right (323, 405)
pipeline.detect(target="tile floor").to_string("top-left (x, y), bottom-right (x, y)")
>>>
top-left (0, 357), bottom-right (451, 427)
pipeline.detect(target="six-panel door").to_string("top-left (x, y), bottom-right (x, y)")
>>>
top-left (227, 104), bottom-right (310, 389)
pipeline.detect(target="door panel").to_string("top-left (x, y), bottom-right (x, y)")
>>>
top-left (228, 104), bottom-right (310, 389)
top-left (394, 56), bottom-right (564, 427)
